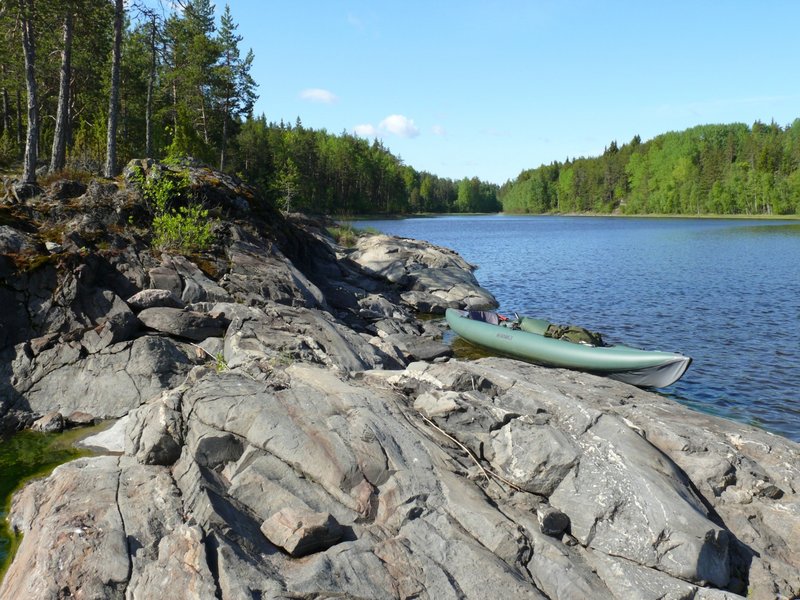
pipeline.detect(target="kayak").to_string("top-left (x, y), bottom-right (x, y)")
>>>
top-left (445, 308), bottom-right (692, 388)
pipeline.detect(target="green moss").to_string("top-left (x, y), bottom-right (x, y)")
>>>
top-left (10, 252), bottom-right (60, 274)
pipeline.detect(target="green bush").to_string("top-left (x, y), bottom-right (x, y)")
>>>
top-left (327, 223), bottom-right (378, 247)
top-left (129, 165), bottom-right (215, 253)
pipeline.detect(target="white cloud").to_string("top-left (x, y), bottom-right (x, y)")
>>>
top-left (431, 124), bottom-right (447, 136)
top-left (380, 114), bottom-right (420, 138)
top-left (299, 88), bottom-right (338, 103)
top-left (353, 123), bottom-right (379, 137)
top-left (353, 114), bottom-right (421, 139)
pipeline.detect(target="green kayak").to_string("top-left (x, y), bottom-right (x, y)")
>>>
top-left (445, 308), bottom-right (692, 388)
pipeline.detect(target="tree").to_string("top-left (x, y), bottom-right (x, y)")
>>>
top-left (216, 4), bottom-right (256, 171)
top-left (103, 0), bottom-right (123, 177)
top-left (49, 4), bottom-right (74, 172)
top-left (162, 0), bottom-right (220, 160)
top-left (18, 0), bottom-right (38, 184)
top-left (141, 10), bottom-right (159, 157)
top-left (276, 158), bottom-right (300, 212)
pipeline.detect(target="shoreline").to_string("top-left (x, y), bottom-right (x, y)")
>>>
top-left (1, 162), bottom-right (798, 599)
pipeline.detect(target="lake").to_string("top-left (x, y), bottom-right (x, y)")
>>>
top-left (356, 215), bottom-right (800, 442)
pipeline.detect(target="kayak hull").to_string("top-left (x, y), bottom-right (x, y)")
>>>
top-left (445, 308), bottom-right (691, 388)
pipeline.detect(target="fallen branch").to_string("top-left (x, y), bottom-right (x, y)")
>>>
top-left (419, 414), bottom-right (526, 493)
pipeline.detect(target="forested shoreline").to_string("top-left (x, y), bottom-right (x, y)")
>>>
top-left (500, 122), bottom-right (800, 216)
top-left (1, 2), bottom-right (798, 216)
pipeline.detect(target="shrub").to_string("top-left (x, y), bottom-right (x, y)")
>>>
top-left (129, 165), bottom-right (216, 254)
top-left (327, 223), bottom-right (378, 248)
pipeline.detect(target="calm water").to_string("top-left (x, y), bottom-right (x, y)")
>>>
top-left (357, 215), bottom-right (800, 442)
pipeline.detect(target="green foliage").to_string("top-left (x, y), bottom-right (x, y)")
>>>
top-left (129, 165), bottom-right (215, 253)
top-left (0, 130), bottom-right (18, 168)
top-left (152, 203), bottom-right (214, 253)
top-left (229, 117), bottom-right (497, 216)
top-left (501, 122), bottom-right (800, 216)
top-left (327, 223), bottom-right (363, 247)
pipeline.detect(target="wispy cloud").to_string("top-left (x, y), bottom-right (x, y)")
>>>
top-left (432, 124), bottom-right (447, 136)
top-left (482, 127), bottom-right (511, 138)
top-left (347, 13), bottom-right (365, 30)
top-left (652, 94), bottom-right (800, 120)
top-left (299, 88), bottom-right (338, 104)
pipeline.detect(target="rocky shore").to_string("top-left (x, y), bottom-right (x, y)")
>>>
top-left (1, 162), bottom-right (798, 599)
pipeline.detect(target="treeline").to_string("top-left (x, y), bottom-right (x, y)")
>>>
top-left (500, 121), bottom-right (800, 215)
top-left (0, 0), bottom-right (499, 215)
top-left (235, 116), bottom-right (500, 215)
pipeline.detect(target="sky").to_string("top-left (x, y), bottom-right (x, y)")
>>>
top-left (220, 1), bottom-right (800, 184)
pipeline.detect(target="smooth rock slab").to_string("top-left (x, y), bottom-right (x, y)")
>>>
top-left (260, 508), bottom-right (345, 557)
top-left (1, 457), bottom-right (129, 600)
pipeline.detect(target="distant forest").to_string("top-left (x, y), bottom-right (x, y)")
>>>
top-left (0, 0), bottom-right (499, 215)
top-left (499, 121), bottom-right (800, 216)
top-left (1, 2), bottom-right (797, 216)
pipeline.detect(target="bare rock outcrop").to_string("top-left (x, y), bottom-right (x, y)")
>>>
top-left (348, 233), bottom-right (498, 313)
top-left (2, 164), bottom-right (797, 599)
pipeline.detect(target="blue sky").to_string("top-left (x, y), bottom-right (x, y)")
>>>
top-left (224, 1), bottom-right (800, 184)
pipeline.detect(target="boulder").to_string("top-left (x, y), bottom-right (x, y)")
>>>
top-left (48, 179), bottom-right (87, 200)
top-left (31, 411), bottom-right (64, 433)
top-left (260, 508), bottom-right (345, 557)
top-left (126, 288), bottom-right (185, 311)
top-left (222, 302), bottom-right (403, 374)
top-left (138, 307), bottom-right (229, 341)
top-left (537, 505), bottom-right (570, 537)
top-left (224, 230), bottom-right (327, 308)
top-left (348, 234), bottom-right (498, 313)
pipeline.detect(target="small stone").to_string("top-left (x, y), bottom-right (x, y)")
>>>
top-left (31, 411), bottom-right (65, 433)
top-left (538, 505), bottom-right (570, 537)
top-left (260, 508), bottom-right (344, 557)
top-left (66, 411), bottom-right (96, 426)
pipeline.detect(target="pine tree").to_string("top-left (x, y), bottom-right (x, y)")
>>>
top-left (215, 4), bottom-right (257, 171)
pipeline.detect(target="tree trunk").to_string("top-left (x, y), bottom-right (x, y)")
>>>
top-left (1, 86), bottom-right (8, 137)
top-left (219, 98), bottom-right (229, 171)
top-left (103, 0), bottom-right (123, 178)
top-left (19, 0), bottom-right (38, 184)
top-left (50, 10), bottom-right (73, 173)
top-left (171, 80), bottom-right (177, 134)
top-left (1, 65), bottom-right (8, 137)
top-left (16, 88), bottom-right (22, 146)
top-left (1, 85), bottom-right (8, 138)
top-left (199, 89), bottom-right (208, 144)
top-left (145, 14), bottom-right (156, 157)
